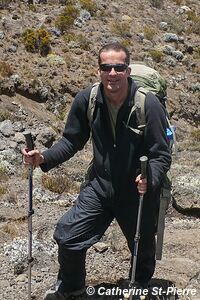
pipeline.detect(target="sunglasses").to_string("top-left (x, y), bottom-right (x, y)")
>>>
top-left (99, 63), bottom-right (128, 72)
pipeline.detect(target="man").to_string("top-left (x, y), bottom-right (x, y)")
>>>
top-left (22, 42), bottom-right (171, 300)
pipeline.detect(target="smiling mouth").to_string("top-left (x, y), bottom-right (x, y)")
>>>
top-left (108, 80), bottom-right (119, 84)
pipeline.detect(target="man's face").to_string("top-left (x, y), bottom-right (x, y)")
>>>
top-left (98, 50), bottom-right (131, 94)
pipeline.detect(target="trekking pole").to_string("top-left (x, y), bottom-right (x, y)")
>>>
top-left (23, 131), bottom-right (34, 300)
top-left (124, 156), bottom-right (148, 300)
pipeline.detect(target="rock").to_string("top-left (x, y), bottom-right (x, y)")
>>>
top-left (171, 154), bottom-right (200, 210)
top-left (10, 74), bottom-right (21, 85)
top-left (163, 33), bottom-right (178, 42)
top-left (0, 31), bottom-right (5, 39)
top-left (137, 32), bottom-right (144, 41)
top-left (15, 132), bottom-right (25, 144)
top-left (176, 6), bottom-right (191, 15)
top-left (15, 274), bottom-right (27, 283)
top-left (121, 15), bottom-right (132, 22)
top-left (172, 50), bottom-right (184, 60)
top-left (8, 45), bottom-right (17, 53)
top-left (164, 56), bottom-right (176, 67)
top-left (49, 28), bottom-right (61, 37)
top-left (93, 242), bottom-right (109, 253)
top-left (14, 261), bottom-right (27, 275)
top-left (190, 83), bottom-right (200, 93)
top-left (37, 127), bottom-right (56, 147)
top-left (74, 10), bottom-right (91, 28)
top-left (0, 120), bottom-right (14, 137)
top-left (163, 45), bottom-right (175, 55)
top-left (159, 22), bottom-right (168, 31)
top-left (38, 86), bottom-right (49, 101)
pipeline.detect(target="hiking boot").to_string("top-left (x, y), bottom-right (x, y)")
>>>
top-left (44, 282), bottom-right (86, 300)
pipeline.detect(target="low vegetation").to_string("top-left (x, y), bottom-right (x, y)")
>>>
top-left (191, 129), bottom-right (200, 142)
top-left (0, 61), bottom-right (13, 78)
top-left (0, 109), bottom-right (12, 121)
top-left (55, 4), bottom-right (79, 33)
top-left (0, 164), bottom-right (8, 196)
top-left (22, 27), bottom-right (51, 56)
top-left (79, 0), bottom-right (97, 16)
top-left (143, 26), bottom-right (156, 41)
top-left (149, 49), bottom-right (163, 62)
top-left (64, 32), bottom-right (90, 50)
top-left (0, 164), bottom-right (8, 182)
top-left (42, 173), bottom-right (79, 194)
top-left (111, 21), bottom-right (131, 38)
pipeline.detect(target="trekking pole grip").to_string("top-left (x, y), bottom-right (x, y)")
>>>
top-left (140, 156), bottom-right (148, 179)
top-left (23, 131), bottom-right (34, 151)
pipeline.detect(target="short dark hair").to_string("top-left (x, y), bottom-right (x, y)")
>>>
top-left (98, 42), bottom-right (130, 66)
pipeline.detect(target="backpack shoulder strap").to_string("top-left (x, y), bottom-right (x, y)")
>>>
top-left (134, 87), bottom-right (147, 130)
top-left (125, 87), bottom-right (147, 135)
top-left (87, 82), bottom-right (99, 127)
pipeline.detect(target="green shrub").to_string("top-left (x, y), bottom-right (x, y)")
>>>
top-left (1, 221), bottom-right (20, 239)
top-left (0, 61), bottom-right (13, 78)
top-left (0, 186), bottom-right (7, 196)
top-left (149, 49), bottom-right (163, 62)
top-left (121, 39), bottom-right (132, 48)
top-left (164, 14), bottom-right (187, 35)
top-left (22, 28), bottom-right (38, 52)
top-left (79, 0), bottom-right (97, 16)
top-left (190, 17), bottom-right (200, 35)
top-left (37, 28), bottom-right (51, 56)
top-left (42, 174), bottom-right (79, 194)
top-left (187, 10), bottom-right (197, 22)
top-left (144, 26), bottom-right (156, 41)
top-left (194, 47), bottom-right (200, 59)
top-left (64, 32), bottom-right (90, 50)
top-left (28, 4), bottom-right (37, 12)
top-left (0, 109), bottom-right (12, 121)
top-left (186, 10), bottom-right (200, 35)
top-left (111, 21), bottom-right (131, 37)
top-left (191, 129), bottom-right (200, 142)
top-left (22, 27), bottom-right (51, 56)
top-left (55, 5), bottom-right (79, 33)
top-left (0, 164), bottom-right (8, 182)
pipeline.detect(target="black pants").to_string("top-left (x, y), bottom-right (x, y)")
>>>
top-left (53, 183), bottom-right (157, 294)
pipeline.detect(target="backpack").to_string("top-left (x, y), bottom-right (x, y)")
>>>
top-left (87, 63), bottom-right (176, 260)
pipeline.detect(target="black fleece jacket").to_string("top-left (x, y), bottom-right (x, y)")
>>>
top-left (41, 79), bottom-right (171, 200)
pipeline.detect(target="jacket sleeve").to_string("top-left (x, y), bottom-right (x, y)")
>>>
top-left (144, 93), bottom-right (172, 192)
top-left (40, 88), bottom-right (91, 172)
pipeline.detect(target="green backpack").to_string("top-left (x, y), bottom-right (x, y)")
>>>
top-left (87, 63), bottom-right (176, 260)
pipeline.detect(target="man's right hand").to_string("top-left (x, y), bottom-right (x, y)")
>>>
top-left (21, 148), bottom-right (44, 168)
